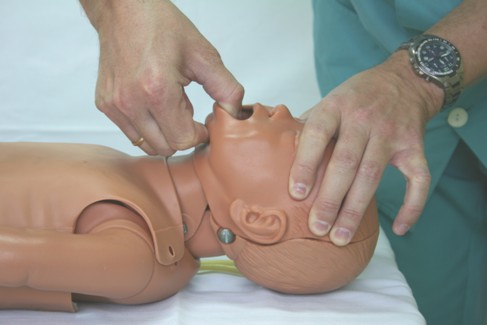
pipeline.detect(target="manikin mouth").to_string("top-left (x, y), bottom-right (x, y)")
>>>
top-left (236, 107), bottom-right (254, 120)
top-left (204, 106), bottom-right (254, 125)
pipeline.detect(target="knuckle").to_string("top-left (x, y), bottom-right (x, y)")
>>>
top-left (412, 168), bottom-right (432, 186)
top-left (196, 43), bottom-right (223, 67)
top-left (325, 93), bottom-right (346, 110)
top-left (149, 141), bottom-right (176, 158)
top-left (95, 96), bottom-right (109, 113)
top-left (160, 148), bottom-right (176, 157)
top-left (339, 207), bottom-right (363, 224)
top-left (353, 106), bottom-right (374, 124)
top-left (227, 83), bottom-right (245, 103)
top-left (143, 147), bottom-right (158, 156)
top-left (215, 82), bottom-right (245, 110)
top-left (293, 161), bottom-right (316, 179)
top-left (185, 41), bottom-right (224, 76)
top-left (333, 150), bottom-right (360, 172)
top-left (305, 117), bottom-right (335, 140)
top-left (168, 132), bottom-right (196, 151)
top-left (313, 198), bottom-right (341, 217)
top-left (358, 160), bottom-right (382, 183)
top-left (170, 141), bottom-right (192, 151)
top-left (377, 124), bottom-right (396, 140)
top-left (111, 89), bottom-right (133, 116)
top-left (139, 74), bottom-right (166, 107)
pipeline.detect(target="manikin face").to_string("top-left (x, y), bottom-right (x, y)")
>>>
top-left (205, 103), bottom-right (301, 205)
top-left (193, 103), bottom-right (331, 243)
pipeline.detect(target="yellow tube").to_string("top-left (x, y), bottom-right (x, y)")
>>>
top-left (198, 259), bottom-right (242, 276)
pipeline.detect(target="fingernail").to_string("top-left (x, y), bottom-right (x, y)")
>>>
top-left (312, 220), bottom-right (331, 236)
top-left (291, 182), bottom-right (308, 199)
top-left (332, 227), bottom-right (351, 246)
top-left (395, 223), bottom-right (410, 236)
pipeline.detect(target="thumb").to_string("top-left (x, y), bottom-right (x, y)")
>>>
top-left (193, 55), bottom-right (244, 117)
top-left (206, 69), bottom-right (244, 116)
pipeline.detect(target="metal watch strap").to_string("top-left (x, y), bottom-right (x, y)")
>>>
top-left (439, 67), bottom-right (463, 106)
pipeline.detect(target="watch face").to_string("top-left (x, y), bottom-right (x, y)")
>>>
top-left (416, 38), bottom-right (460, 76)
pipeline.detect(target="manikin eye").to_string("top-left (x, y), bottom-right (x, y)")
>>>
top-left (236, 107), bottom-right (254, 120)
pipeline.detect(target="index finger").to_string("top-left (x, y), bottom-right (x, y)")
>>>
top-left (289, 105), bottom-right (339, 200)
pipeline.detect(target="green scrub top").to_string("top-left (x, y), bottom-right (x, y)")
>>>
top-left (312, 1), bottom-right (487, 324)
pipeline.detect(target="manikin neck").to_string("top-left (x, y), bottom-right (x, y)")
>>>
top-left (166, 154), bottom-right (224, 258)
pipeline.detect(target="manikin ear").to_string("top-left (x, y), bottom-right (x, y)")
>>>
top-left (229, 199), bottom-right (288, 245)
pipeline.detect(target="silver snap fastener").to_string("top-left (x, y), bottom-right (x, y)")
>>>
top-left (217, 228), bottom-right (236, 244)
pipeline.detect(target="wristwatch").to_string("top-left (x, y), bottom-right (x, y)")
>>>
top-left (397, 34), bottom-right (464, 110)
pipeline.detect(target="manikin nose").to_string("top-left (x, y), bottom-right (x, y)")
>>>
top-left (269, 104), bottom-right (293, 120)
top-left (251, 104), bottom-right (274, 119)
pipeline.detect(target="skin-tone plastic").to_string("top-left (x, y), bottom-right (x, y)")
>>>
top-left (0, 103), bottom-right (378, 312)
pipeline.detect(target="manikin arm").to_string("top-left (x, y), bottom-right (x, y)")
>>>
top-left (0, 202), bottom-right (197, 309)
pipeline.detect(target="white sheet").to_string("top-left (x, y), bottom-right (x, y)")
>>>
top-left (0, 228), bottom-right (425, 325)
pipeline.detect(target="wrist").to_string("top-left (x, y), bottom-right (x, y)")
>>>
top-left (395, 34), bottom-right (465, 114)
top-left (386, 50), bottom-right (445, 118)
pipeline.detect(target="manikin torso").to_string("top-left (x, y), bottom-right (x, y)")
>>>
top-left (0, 142), bottom-right (222, 310)
top-left (0, 142), bottom-right (219, 260)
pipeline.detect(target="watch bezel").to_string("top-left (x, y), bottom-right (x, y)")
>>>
top-left (408, 35), bottom-right (461, 85)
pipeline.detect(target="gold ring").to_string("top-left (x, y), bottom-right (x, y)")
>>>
top-left (132, 137), bottom-right (145, 147)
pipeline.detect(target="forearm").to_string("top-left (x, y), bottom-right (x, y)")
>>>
top-left (427, 0), bottom-right (487, 86)
top-left (80, 0), bottom-right (151, 32)
top-left (80, 0), bottom-right (180, 35)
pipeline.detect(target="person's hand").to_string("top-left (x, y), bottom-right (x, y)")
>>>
top-left (80, 0), bottom-right (244, 156)
top-left (289, 51), bottom-right (444, 246)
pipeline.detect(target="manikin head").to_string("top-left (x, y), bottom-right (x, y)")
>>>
top-left (193, 103), bottom-right (378, 294)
